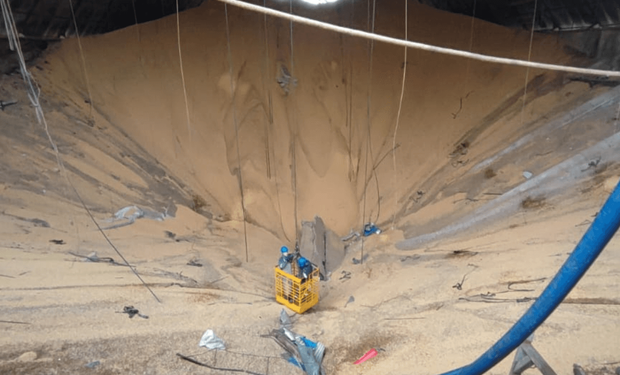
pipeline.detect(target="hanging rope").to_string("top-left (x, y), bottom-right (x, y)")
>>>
top-left (1, 0), bottom-right (161, 303)
top-left (360, 0), bottom-right (377, 265)
top-left (520, 0), bottom-right (539, 127)
top-left (391, 0), bottom-right (408, 230)
top-left (130, 0), bottom-right (141, 42)
top-left (261, 0), bottom-right (292, 243)
top-left (176, 0), bottom-right (193, 140)
top-left (464, 0), bottom-right (477, 82)
top-left (615, 102), bottom-right (620, 134)
top-left (214, 0), bottom-right (620, 78)
top-left (517, 0), bottom-right (539, 227)
top-left (288, 0), bottom-right (300, 242)
top-left (67, 0), bottom-right (94, 119)
top-left (224, 4), bottom-right (251, 263)
top-left (343, 0), bottom-right (355, 183)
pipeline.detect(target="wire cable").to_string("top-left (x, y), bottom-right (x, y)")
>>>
top-left (520, 0), bottom-right (539, 126)
top-left (261, 0), bottom-right (291, 243)
top-left (67, 0), bottom-right (94, 118)
top-left (360, 0), bottom-right (377, 265)
top-left (288, 0), bottom-right (300, 242)
top-left (1, 0), bottom-right (161, 303)
top-left (224, 4), bottom-right (251, 263)
top-left (391, 0), bottom-right (408, 229)
top-left (130, 0), bottom-right (141, 42)
top-left (214, 0), bottom-right (620, 78)
top-left (518, 0), bottom-right (539, 227)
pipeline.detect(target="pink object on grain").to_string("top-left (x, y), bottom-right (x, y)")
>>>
top-left (354, 348), bottom-right (378, 365)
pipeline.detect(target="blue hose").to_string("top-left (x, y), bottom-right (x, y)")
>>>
top-left (441, 179), bottom-right (620, 375)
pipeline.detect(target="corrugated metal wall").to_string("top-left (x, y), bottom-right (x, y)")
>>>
top-left (1, 0), bottom-right (204, 40)
top-left (418, 0), bottom-right (620, 32)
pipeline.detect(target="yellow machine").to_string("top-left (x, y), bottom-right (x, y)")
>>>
top-left (274, 264), bottom-right (319, 314)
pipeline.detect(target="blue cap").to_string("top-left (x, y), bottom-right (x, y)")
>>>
top-left (281, 246), bottom-right (289, 253)
top-left (298, 257), bottom-right (308, 267)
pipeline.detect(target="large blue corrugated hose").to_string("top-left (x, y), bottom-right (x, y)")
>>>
top-left (441, 179), bottom-right (620, 375)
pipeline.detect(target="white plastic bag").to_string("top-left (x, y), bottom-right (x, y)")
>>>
top-left (198, 329), bottom-right (226, 350)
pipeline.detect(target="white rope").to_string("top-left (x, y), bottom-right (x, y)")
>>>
top-left (463, 0), bottom-right (477, 84)
top-left (215, 0), bottom-right (620, 78)
top-left (1, 0), bottom-right (161, 303)
top-left (176, 0), bottom-right (193, 139)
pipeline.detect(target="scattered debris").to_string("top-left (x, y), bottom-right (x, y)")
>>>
top-left (341, 222), bottom-right (381, 243)
top-left (3, 213), bottom-right (50, 227)
top-left (166, 231), bottom-right (191, 243)
top-left (507, 278), bottom-right (547, 292)
top-left (152, 268), bottom-right (198, 286)
top-left (575, 219), bottom-right (592, 227)
top-left (102, 205), bottom-right (170, 230)
top-left (0, 320), bottom-right (30, 325)
top-left (187, 259), bottom-right (203, 267)
top-left (16, 351), bottom-right (37, 362)
top-left (85, 360), bottom-right (101, 369)
top-left (451, 158), bottom-right (470, 168)
top-left (448, 250), bottom-right (478, 258)
top-left (191, 195), bottom-right (208, 213)
top-left (339, 270), bottom-right (351, 281)
top-left (453, 197), bottom-right (479, 204)
top-left (484, 168), bottom-right (497, 179)
top-left (341, 230), bottom-right (360, 241)
top-left (400, 254), bottom-right (421, 262)
top-left (523, 171), bottom-right (533, 179)
top-left (451, 91), bottom-right (474, 119)
top-left (450, 141), bottom-right (470, 158)
top-left (460, 293), bottom-right (536, 303)
top-left (165, 231), bottom-right (176, 239)
top-left (177, 353), bottom-right (266, 375)
top-left (0, 99), bottom-right (17, 111)
top-left (276, 64), bottom-right (297, 95)
top-left (354, 348), bottom-right (378, 365)
top-left (264, 310), bottom-right (326, 375)
top-left (573, 364), bottom-right (586, 375)
top-left (452, 279), bottom-right (465, 291)
top-left (344, 296), bottom-right (355, 308)
top-left (280, 309), bottom-right (292, 328)
top-left (352, 254), bottom-right (369, 264)
top-left (363, 222), bottom-right (381, 237)
top-left (581, 157), bottom-right (601, 172)
top-left (199, 329), bottom-right (226, 350)
top-left (68, 251), bottom-right (132, 267)
top-left (30, 218), bottom-right (50, 227)
top-left (452, 264), bottom-right (478, 291)
top-left (509, 334), bottom-right (556, 375)
top-left (49, 239), bottom-right (65, 245)
top-left (413, 190), bottom-right (425, 203)
top-left (568, 75), bottom-right (620, 88)
top-left (119, 306), bottom-right (148, 319)
top-left (521, 196), bottom-right (546, 210)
